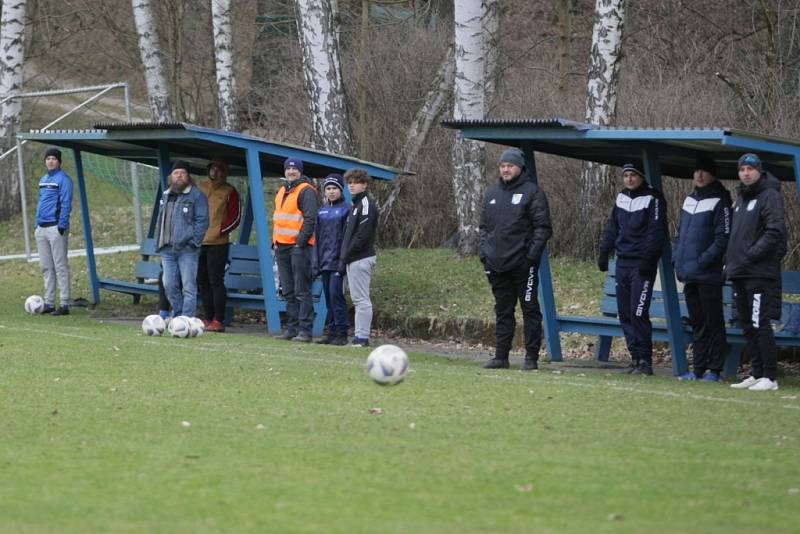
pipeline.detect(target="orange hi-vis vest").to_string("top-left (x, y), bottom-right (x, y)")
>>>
top-left (273, 181), bottom-right (317, 246)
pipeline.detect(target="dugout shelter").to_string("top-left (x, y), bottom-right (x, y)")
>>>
top-left (442, 117), bottom-right (800, 376)
top-left (19, 122), bottom-right (406, 336)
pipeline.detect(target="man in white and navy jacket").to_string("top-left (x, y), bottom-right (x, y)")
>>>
top-left (673, 155), bottom-right (731, 382)
top-left (598, 162), bottom-right (668, 376)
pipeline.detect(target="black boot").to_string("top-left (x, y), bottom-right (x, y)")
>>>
top-left (521, 358), bottom-right (539, 371)
top-left (315, 336), bottom-right (334, 345)
top-left (632, 361), bottom-right (654, 376)
top-left (620, 361), bottom-right (638, 374)
top-left (483, 357), bottom-right (510, 369)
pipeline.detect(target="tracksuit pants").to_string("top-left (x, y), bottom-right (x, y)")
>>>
top-left (35, 225), bottom-right (71, 307)
top-left (321, 271), bottom-right (349, 338)
top-left (615, 263), bottom-right (656, 365)
top-left (487, 264), bottom-right (542, 361)
top-left (347, 256), bottom-right (376, 339)
top-left (276, 245), bottom-right (314, 336)
top-left (732, 278), bottom-right (778, 381)
top-left (198, 243), bottom-right (230, 322)
top-left (684, 282), bottom-right (727, 375)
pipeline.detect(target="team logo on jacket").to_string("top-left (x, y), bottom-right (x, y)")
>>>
top-left (489, 199), bottom-right (496, 204)
top-left (512, 194), bottom-right (523, 205)
top-left (747, 199), bottom-right (757, 211)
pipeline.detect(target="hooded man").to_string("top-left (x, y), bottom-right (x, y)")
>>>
top-left (598, 162), bottom-right (668, 376)
top-left (673, 155), bottom-right (732, 382)
top-left (479, 147), bottom-right (553, 370)
top-left (727, 153), bottom-right (787, 392)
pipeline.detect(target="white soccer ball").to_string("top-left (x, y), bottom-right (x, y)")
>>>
top-left (169, 315), bottom-right (191, 338)
top-left (188, 317), bottom-right (205, 337)
top-left (142, 314), bottom-right (166, 336)
top-left (24, 295), bottom-right (45, 315)
top-left (366, 344), bottom-right (410, 386)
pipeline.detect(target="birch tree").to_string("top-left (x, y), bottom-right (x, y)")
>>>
top-left (0, 0), bottom-right (26, 220)
top-left (452, 0), bottom-right (487, 256)
top-left (575, 0), bottom-right (625, 260)
top-left (482, 0), bottom-right (499, 109)
top-left (294, 0), bottom-right (354, 155)
top-left (211, 0), bottom-right (239, 130)
top-left (132, 0), bottom-right (173, 122)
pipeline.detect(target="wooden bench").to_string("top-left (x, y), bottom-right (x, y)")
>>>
top-left (556, 262), bottom-right (800, 377)
top-left (99, 239), bottom-right (326, 333)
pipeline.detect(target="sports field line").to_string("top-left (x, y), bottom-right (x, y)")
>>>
top-left (5, 322), bottom-right (798, 411)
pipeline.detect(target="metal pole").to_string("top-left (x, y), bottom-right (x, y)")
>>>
top-left (16, 136), bottom-right (31, 260)
top-left (124, 83), bottom-right (144, 245)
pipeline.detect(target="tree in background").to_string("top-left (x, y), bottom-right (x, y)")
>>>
top-left (575, 0), bottom-right (625, 260)
top-left (132, 0), bottom-right (174, 121)
top-left (294, 0), bottom-right (354, 155)
top-left (0, 0), bottom-right (27, 221)
top-left (212, 0), bottom-right (240, 130)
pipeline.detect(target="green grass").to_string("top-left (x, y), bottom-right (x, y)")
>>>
top-left (1, 258), bottom-right (799, 532)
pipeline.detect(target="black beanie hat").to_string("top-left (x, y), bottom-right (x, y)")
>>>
top-left (323, 173), bottom-right (344, 192)
top-left (695, 154), bottom-right (717, 175)
top-left (44, 147), bottom-right (62, 163)
top-left (498, 147), bottom-right (525, 168)
top-left (171, 160), bottom-right (191, 173)
top-left (738, 153), bottom-right (762, 171)
top-left (622, 162), bottom-right (645, 178)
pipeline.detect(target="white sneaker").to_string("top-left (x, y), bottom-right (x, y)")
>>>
top-left (748, 377), bottom-right (779, 391)
top-left (730, 376), bottom-right (758, 389)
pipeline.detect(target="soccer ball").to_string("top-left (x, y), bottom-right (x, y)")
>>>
top-left (366, 344), bottom-right (410, 386)
top-left (169, 315), bottom-right (191, 338)
top-left (24, 295), bottom-right (45, 314)
top-left (187, 317), bottom-right (205, 337)
top-left (142, 314), bottom-right (166, 336)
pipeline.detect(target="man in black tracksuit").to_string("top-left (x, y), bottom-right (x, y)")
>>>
top-left (673, 156), bottom-right (731, 381)
top-left (727, 153), bottom-right (787, 392)
top-left (598, 162), bottom-right (668, 376)
top-left (479, 147), bottom-right (552, 370)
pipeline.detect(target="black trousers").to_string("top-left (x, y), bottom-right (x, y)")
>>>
top-left (733, 278), bottom-right (778, 381)
top-left (684, 282), bottom-right (727, 375)
top-left (198, 243), bottom-right (230, 322)
top-left (487, 264), bottom-right (543, 361)
top-left (616, 264), bottom-right (656, 365)
top-left (275, 245), bottom-right (314, 335)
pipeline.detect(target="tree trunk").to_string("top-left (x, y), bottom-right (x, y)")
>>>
top-left (575, 0), bottom-right (625, 260)
top-left (481, 0), bottom-right (499, 110)
top-left (211, 0), bottom-right (239, 130)
top-left (294, 0), bottom-right (354, 155)
top-left (0, 0), bottom-right (26, 221)
top-left (557, 0), bottom-right (572, 98)
top-left (452, 0), bottom-right (487, 256)
top-left (132, 0), bottom-right (174, 122)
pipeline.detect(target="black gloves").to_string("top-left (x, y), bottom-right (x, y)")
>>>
top-left (639, 256), bottom-right (659, 278)
top-left (597, 250), bottom-right (609, 272)
top-left (58, 227), bottom-right (66, 236)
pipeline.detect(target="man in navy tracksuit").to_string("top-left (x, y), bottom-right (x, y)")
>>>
top-left (34, 148), bottom-right (73, 315)
top-left (479, 148), bottom-right (552, 370)
top-left (673, 156), bottom-right (731, 382)
top-left (313, 173), bottom-right (350, 346)
top-left (598, 162), bottom-right (668, 375)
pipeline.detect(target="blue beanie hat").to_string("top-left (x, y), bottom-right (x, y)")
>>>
top-left (323, 173), bottom-right (344, 192)
top-left (284, 157), bottom-right (303, 174)
top-left (738, 153), bottom-right (762, 171)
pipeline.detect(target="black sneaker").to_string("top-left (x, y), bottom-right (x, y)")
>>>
top-left (292, 333), bottom-right (312, 343)
top-left (42, 305), bottom-right (56, 314)
top-left (274, 330), bottom-right (298, 340)
top-left (329, 336), bottom-right (348, 346)
top-left (632, 363), bottom-right (654, 376)
top-left (521, 359), bottom-right (539, 371)
top-left (620, 362), bottom-right (638, 374)
top-left (349, 337), bottom-right (370, 347)
top-left (482, 358), bottom-right (510, 369)
top-left (51, 306), bottom-right (70, 316)
top-left (315, 336), bottom-right (334, 345)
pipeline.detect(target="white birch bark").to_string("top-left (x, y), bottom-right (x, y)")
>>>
top-left (0, 0), bottom-right (26, 220)
top-left (132, 0), bottom-right (173, 122)
top-left (294, 0), bottom-right (354, 155)
top-left (576, 0), bottom-right (625, 259)
top-left (452, 0), bottom-right (486, 256)
top-left (211, 0), bottom-right (239, 131)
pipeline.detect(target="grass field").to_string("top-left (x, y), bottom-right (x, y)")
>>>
top-left (1, 259), bottom-right (799, 532)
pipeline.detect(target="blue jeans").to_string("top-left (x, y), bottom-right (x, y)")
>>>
top-left (161, 247), bottom-right (200, 317)
top-left (321, 270), bottom-right (349, 337)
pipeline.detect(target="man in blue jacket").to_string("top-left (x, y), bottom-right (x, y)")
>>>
top-left (34, 148), bottom-right (73, 315)
top-left (598, 162), bottom-right (668, 376)
top-left (154, 160), bottom-right (209, 318)
top-left (313, 173), bottom-right (350, 346)
top-left (673, 155), bottom-right (731, 381)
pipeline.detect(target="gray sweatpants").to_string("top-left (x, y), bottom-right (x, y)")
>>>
top-left (35, 225), bottom-right (71, 307)
top-left (346, 256), bottom-right (376, 339)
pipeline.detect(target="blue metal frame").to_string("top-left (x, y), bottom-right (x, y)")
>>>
top-left (73, 149), bottom-right (100, 304)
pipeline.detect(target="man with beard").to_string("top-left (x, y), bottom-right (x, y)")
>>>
top-left (155, 160), bottom-right (209, 319)
top-left (479, 147), bottom-right (553, 370)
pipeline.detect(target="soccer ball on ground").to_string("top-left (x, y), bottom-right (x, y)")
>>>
top-left (366, 344), bottom-right (410, 386)
top-left (187, 317), bottom-right (205, 337)
top-left (169, 315), bottom-right (191, 338)
top-left (24, 295), bottom-right (45, 314)
top-left (142, 314), bottom-right (166, 336)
